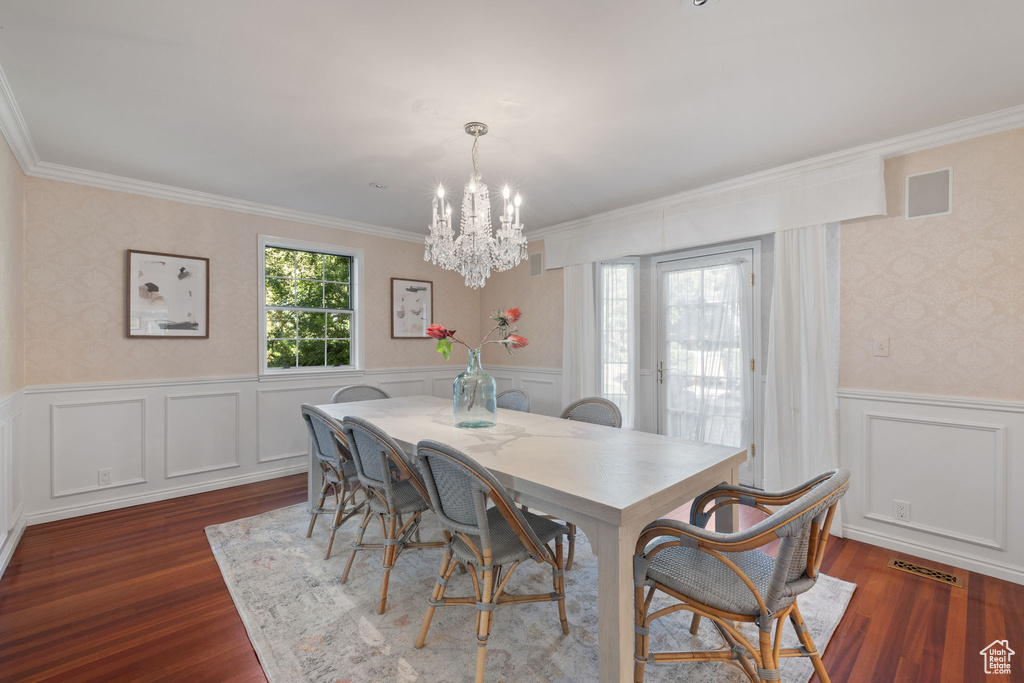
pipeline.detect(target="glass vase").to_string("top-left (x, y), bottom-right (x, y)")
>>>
top-left (453, 348), bottom-right (497, 428)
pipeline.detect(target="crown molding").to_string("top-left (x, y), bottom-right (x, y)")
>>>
top-left (28, 161), bottom-right (425, 243)
top-left (0, 62), bottom-right (39, 171)
top-left (0, 62), bottom-right (424, 244)
top-left (528, 103), bottom-right (1024, 239)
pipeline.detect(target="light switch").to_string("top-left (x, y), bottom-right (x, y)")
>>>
top-left (873, 337), bottom-right (890, 357)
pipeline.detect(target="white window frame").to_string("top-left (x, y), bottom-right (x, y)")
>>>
top-left (651, 239), bottom-right (763, 487)
top-left (258, 234), bottom-right (364, 377)
top-left (597, 258), bottom-right (639, 429)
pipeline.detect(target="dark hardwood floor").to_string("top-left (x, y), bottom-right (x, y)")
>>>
top-left (1, 474), bottom-right (1020, 682)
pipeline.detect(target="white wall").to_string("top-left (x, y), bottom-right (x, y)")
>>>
top-left (0, 390), bottom-right (25, 576)
top-left (839, 390), bottom-right (1024, 584)
top-left (17, 365), bottom-right (562, 526)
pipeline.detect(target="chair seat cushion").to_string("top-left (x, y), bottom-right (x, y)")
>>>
top-left (367, 479), bottom-right (429, 515)
top-left (452, 507), bottom-right (569, 567)
top-left (644, 539), bottom-right (793, 616)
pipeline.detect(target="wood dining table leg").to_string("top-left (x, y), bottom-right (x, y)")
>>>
top-left (591, 518), bottom-right (644, 683)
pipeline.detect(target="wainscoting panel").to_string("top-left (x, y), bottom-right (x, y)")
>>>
top-left (256, 385), bottom-right (336, 463)
top-left (165, 392), bottom-right (241, 478)
top-left (50, 398), bottom-right (147, 497)
top-left (0, 390), bottom-right (26, 579)
top-left (839, 389), bottom-right (1023, 584)
top-left (16, 366), bottom-right (564, 533)
top-left (377, 378), bottom-right (428, 398)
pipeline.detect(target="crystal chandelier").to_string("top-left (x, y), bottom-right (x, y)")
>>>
top-left (424, 122), bottom-right (528, 288)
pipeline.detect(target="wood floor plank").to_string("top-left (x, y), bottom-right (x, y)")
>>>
top-left (1, 473), bottom-right (1020, 681)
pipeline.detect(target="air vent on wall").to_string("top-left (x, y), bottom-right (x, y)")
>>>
top-left (906, 167), bottom-right (952, 219)
top-left (530, 252), bottom-right (543, 277)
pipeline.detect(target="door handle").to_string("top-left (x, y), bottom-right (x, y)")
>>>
top-left (658, 361), bottom-right (664, 385)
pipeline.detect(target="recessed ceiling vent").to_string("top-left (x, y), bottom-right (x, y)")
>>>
top-left (906, 168), bottom-right (952, 219)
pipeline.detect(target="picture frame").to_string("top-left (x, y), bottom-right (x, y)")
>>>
top-left (391, 277), bottom-right (433, 338)
top-left (126, 249), bottom-right (210, 338)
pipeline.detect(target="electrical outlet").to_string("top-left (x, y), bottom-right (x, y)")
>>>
top-left (873, 337), bottom-right (890, 357)
top-left (98, 468), bottom-right (112, 486)
top-left (894, 499), bottom-right (910, 521)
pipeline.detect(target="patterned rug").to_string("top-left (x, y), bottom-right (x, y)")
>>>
top-left (207, 504), bottom-right (855, 682)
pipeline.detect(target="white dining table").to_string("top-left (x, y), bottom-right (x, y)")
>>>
top-left (312, 395), bottom-right (746, 683)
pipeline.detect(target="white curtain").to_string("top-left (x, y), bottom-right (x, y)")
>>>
top-left (763, 223), bottom-right (841, 533)
top-left (663, 259), bottom-right (750, 448)
top-left (598, 261), bottom-right (637, 429)
top-left (561, 263), bottom-right (598, 408)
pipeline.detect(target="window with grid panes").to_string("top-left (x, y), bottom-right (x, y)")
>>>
top-left (263, 244), bottom-right (356, 370)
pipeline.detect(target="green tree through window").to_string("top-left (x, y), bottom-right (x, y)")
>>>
top-left (264, 245), bottom-right (354, 369)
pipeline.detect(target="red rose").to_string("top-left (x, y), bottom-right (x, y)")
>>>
top-left (504, 308), bottom-right (522, 323)
top-left (427, 324), bottom-right (453, 340)
top-left (507, 334), bottom-right (529, 349)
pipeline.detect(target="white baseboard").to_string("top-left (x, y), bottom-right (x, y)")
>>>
top-left (26, 464), bottom-right (306, 526)
top-left (0, 505), bottom-right (26, 578)
top-left (843, 524), bottom-right (1024, 586)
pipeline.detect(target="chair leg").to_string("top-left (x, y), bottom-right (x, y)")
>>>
top-left (341, 507), bottom-right (372, 584)
top-left (689, 613), bottom-right (702, 634)
top-left (554, 537), bottom-right (569, 634)
top-left (758, 629), bottom-right (777, 683)
top-left (324, 491), bottom-right (346, 560)
top-left (790, 602), bottom-right (830, 683)
top-left (416, 547), bottom-right (456, 648)
top-left (633, 586), bottom-right (650, 682)
top-left (306, 477), bottom-right (331, 538)
top-left (378, 514), bottom-right (398, 614)
top-left (474, 563), bottom-right (497, 683)
top-left (566, 523), bottom-right (576, 569)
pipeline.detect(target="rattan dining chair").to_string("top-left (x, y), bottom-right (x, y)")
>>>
top-left (523, 396), bottom-right (623, 569)
top-left (331, 384), bottom-right (391, 403)
top-left (496, 388), bottom-right (531, 412)
top-left (559, 396), bottom-right (622, 427)
top-left (632, 469), bottom-right (850, 683)
top-left (340, 416), bottom-right (442, 614)
top-left (415, 440), bottom-right (570, 683)
top-left (300, 405), bottom-right (366, 560)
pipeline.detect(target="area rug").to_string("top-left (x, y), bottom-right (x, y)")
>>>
top-left (207, 504), bottom-right (855, 682)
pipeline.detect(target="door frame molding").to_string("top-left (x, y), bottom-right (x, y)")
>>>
top-left (650, 239), bottom-right (763, 487)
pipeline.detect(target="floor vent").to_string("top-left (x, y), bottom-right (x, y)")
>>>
top-left (887, 558), bottom-right (964, 588)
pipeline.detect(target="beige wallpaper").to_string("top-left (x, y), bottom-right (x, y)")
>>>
top-left (840, 127), bottom-right (1024, 400)
top-left (480, 241), bottom-right (564, 369)
top-left (0, 135), bottom-right (24, 397)
top-left (23, 178), bottom-right (481, 385)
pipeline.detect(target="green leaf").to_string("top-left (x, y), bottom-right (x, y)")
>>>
top-left (436, 338), bottom-right (452, 360)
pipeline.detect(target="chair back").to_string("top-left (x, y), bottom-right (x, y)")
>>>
top-left (559, 397), bottom-right (622, 428)
top-left (341, 416), bottom-right (428, 511)
top-left (416, 440), bottom-right (547, 561)
top-left (496, 389), bottom-right (530, 412)
top-left (760, 469), bottom-right (850, 612)
top-left (332, 384), bottom-right (391, 403)
top-left (300, 404), bottom-right (350, 474)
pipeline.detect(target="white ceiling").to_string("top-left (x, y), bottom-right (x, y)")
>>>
top-left (0, 0), bottom-right (1022, 235)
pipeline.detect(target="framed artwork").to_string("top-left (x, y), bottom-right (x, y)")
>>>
top-left (391, 277), bottom-right (432, 338)
top-left (126, 249), bottom-right (210, 338)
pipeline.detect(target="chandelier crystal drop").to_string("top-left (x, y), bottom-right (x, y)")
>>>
top-left (424, 122), bottom-right (528, 289)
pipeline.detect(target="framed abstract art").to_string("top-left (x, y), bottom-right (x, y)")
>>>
top-left (126, 249), bottom-right (210, 338)
top-left (391, 277), bottom-right (432, 338)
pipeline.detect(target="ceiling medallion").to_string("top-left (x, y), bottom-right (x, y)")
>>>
top-left (424, 122), bottom-right (527, 289)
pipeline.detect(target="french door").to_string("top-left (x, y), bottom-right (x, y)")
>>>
top-left (656, 246), bottom-right (759, 486)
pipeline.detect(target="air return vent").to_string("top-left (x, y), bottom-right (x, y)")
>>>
top-left (887, 558), bottom-right (964, 587)
top-left (906, 168), bottom-right (952, 219)
top-left (530, 252), bottom-right (543, 277)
